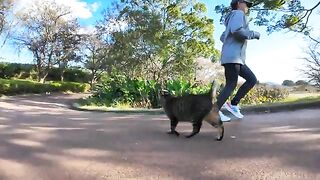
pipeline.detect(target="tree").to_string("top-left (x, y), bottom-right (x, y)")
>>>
top-left (12, 1), bottom-right (79, 83)
top-left (98, 0), bottom-right (219, 84)
top-left (0, 0), bottom-right (14, 44)
top-left (282, 80), bottom-right (295, 86)
top-left (0, 0), bottom-right (13, 32)
top-left (300, 41), bottom-right (320, 87)
top-left (82, 32), bottom-right (109, 87)
top-left (54, 20), bottom-right (82, 82)
top-left (295, 80), bottom-right (309, 85)
top-left (215, 0), bottom-right (320, 43)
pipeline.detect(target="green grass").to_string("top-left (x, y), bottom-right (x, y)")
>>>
top-left (73, 102), bottom-right (163, 114)
top-left (280, 93), bottom-right (320, 103)
top-left (243, 94), bottom-right (320, 109)
top-left (79, 105), bottom-right (160, 111)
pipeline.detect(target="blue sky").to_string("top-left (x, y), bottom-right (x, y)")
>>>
top-left (1, 0), bottom-right (319, 84)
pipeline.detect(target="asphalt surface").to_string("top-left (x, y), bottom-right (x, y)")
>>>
top-left (0, 94), bottom-right (319, 180)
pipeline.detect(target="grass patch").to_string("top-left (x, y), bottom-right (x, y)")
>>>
top-left (243, 94), bottom-right (320, 109)
top-left (243, 94), bottom-right (320, 111)
top-left (280, 94), bottom-right (320, 103)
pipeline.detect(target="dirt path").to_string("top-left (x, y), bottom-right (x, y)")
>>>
top-left (0, 94), bottom-right (319, 179)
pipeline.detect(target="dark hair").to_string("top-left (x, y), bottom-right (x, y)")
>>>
top-left (231, 0), bottom-right (239, 10)
top-left (231, 4), bottom-right (238, 10)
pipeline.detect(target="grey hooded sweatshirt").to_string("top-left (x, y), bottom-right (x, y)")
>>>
top-left (220, 10), bottom-right (260, 65)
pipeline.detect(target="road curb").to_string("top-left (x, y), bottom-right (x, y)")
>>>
top-left (70, 100), bottom-right (320, 115)
top-left (70, 103), bottom-right (165, 115)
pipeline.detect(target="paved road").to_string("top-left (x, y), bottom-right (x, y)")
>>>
top-left (0, 94), bottom-right (319, 180)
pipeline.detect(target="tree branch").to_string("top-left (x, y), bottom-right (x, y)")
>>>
top-left (308, 35), bottom-right (320, 45)
top-left (297, 1), bottom-right (320, 32)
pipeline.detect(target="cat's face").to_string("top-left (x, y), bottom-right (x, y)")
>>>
top-left (159, 90), bottom-right (171, 107)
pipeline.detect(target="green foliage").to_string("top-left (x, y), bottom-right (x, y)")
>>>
top-left (165, 79), bottom-right (212, 96)
top-left (89, 75), bottom-right (162, 108)
top-left (165, 78), bottom-right (193, 96)
top-left (240, 85), bottom-right (289, 105)
top-left (0, 62), bottom-right (36, 79)
top-left (0, 62), bottom-right (91, 83)
top-left (47, 67), bottom-right (91, 83)
top-left (49, 81), bottom-right (91, 93)
top-left (98, 0), bottom-right (219, 82)
top-left (83, 77), bottom-right (289, 108)
top-left (0, 79), bottom-right (90, 95)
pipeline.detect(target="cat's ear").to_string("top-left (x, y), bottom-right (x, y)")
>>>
top-left (160, 89), bottom-right (170, 96)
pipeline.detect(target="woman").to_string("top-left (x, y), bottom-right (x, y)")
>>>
top-left (217, 0), bottom-right (260, 119)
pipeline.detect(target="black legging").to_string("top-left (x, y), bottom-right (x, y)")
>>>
top-left (216, 63), bottom-right (257, 110)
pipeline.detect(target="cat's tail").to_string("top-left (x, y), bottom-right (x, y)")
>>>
top-left (209, 80), bottom-right (219, 101)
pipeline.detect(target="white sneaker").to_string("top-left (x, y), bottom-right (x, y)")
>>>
top-left (219, 111), bottom-right (231, 122)
top-left (225, 102), bottom-right (244, 119)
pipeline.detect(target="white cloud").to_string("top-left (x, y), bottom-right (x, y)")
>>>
top-left (90, 2), bottom-right (101, 12)
top-left (78, 25), bottom-right (96, 35)
top-left (13, 0), bottom-right (101, 19)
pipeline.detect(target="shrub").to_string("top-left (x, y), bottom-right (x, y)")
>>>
top-left (91, 75), bottom-right (161, 108)
top-left (239, 85), bottom-right (289, 105)
top-left (84, 77), bottom-right (290, 108)
top-left (0, 62), bottom-right (35, 79)
top-left (0, 62), bottom-right (91, 83)
top-left (0, 79), bottom-right (90, 95)
top-left (46, 67), bottom-right (91, 83)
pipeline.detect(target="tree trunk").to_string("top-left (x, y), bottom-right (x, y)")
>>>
top-left (59, 61), bottom-right (67, 82)
top-left (37, 71), bottom-right (48, 83)
top-left (36, 62), bottom-right (48, 83)
top-left (90, 70), bottom-right (97, 89)
top-left (60, 69), bottom-right (65, 82)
